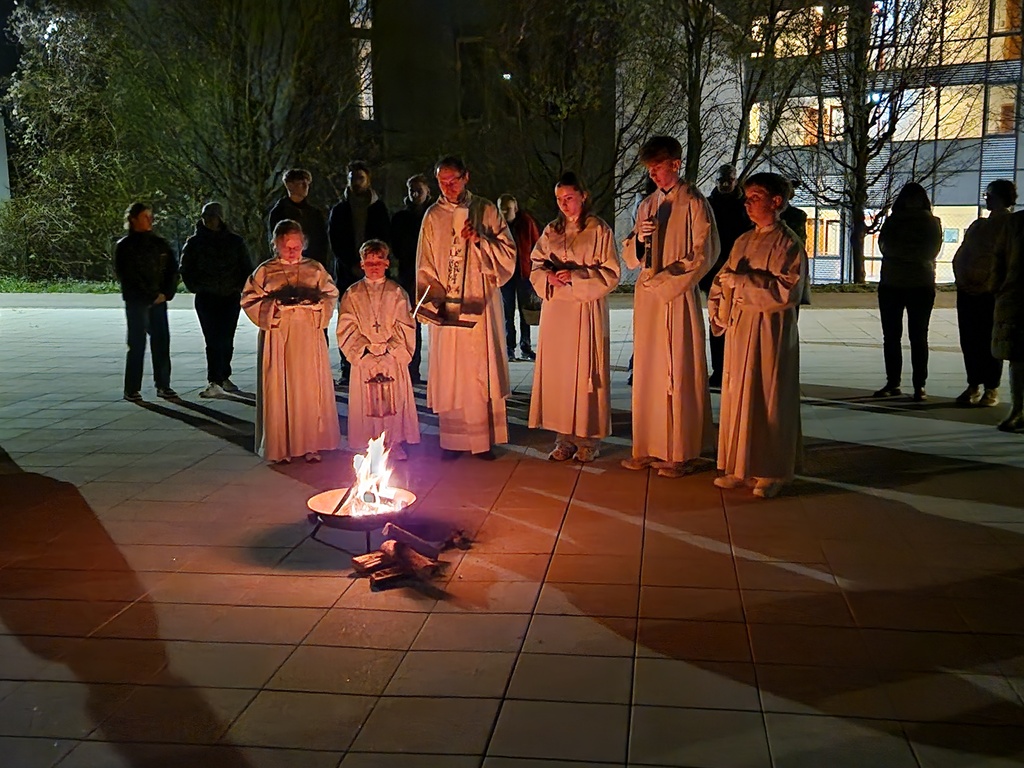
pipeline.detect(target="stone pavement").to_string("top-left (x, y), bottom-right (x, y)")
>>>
top-left (0, 295), bottom-right (1022, 768)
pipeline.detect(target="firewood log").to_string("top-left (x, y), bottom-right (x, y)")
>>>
top-left (381, 522), bottom-right (442, 559)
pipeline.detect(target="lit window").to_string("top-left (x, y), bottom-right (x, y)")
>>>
top-left (355, 39), bottom-right (374, 121)
top-left (992, 0), bottom-right (1022, 32)
top-left (350, 0), bottom-right (371, 29)
top-left (937, 84), bottom-right (984, 139)
top-left (986, 83), bottom-right (1017, 135)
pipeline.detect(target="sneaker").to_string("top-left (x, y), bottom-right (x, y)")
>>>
top-left (220, 379), bottom-right (240, 393)
top-left (574, 445), bottom-right (599, 463)
top-left (713, 474), bottom-right (746, 489)
top-left (507, 353), bottom-right (517, 363)
top-left (997, 413), bottom-right (1024, 433)
top-left (621, 456), bottom-right (658, 471)
top-left (123, 391), bottom-right (143, 402)
top-left (913, 387), bottom-right (927, 402)
top-left (200, 383), bottom-right (225, 399)
top-left (955, 385), bottom-right (980, 406)
top-left (753, 478), bottom-right (785, 498)
top-left (304, 452), bottom-right (322, 463)
top-left (872, 385), bottom-right (902, 398)
top-left (474, 449), bottom-right (498, 461)
top-left (156, 387), bottom-right (179, 399)
top-left (390, 443), bottom-right (408, 461)
top-left (979, 388), bottom-right (999, 407)
top-left (520, 348), bottom-right (536, 361)
top-left (548, 443), bottom-right (577, 462)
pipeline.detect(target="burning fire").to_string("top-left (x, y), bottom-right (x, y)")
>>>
top-left (345, 433), bottom-right (410, 517)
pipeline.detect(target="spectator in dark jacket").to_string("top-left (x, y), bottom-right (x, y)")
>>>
top-left (780, 178), bottom-right (812, 307)
top-left (497, 193), bottom-right (541, 361)
top-left (115, 202), bottom-right (179, 402)
top-left (704, 164), bottom-right (753, 387)
top-left (951, 179), bottom-right (1015, 408)
top-left (391, 174), bottom-right (432, 383)
top-left (180, 202), bottom-right (253, 399)
top-left (329, 160), bottom-right (391, 383)
top-left (874, 182), bottom-right (943, 401)
top-left (991, 208), bottom-right (1024, 432)
top-left (268, 169), bottom-right (331, 275)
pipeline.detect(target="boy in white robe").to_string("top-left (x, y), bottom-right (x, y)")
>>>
top-left (621, 136), bottom-right (720, 478)
top-left (337, 240), bottom-right (420, 461)
top-left (707, 172), bottom-right (805, 499)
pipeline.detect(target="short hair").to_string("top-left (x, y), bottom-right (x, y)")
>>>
top-left (987, 178), bottom-right (1018, 207)
top-left (283, 168), bottom-right (312, 183)
top-left (407, 174), bottom-right (430, 188)
top-left (639, 136), bottom-right (683, 165)
top-left (434, 155), bottom-right (468, 176)
top-left (359, 239), bottom-right (390, 259)
top-left (124, 202), bottom-right (151, 231)
top-left (553, 171), bottom-right (593, 234)
top-left (347, 160), bottom-right (370, 176)
top-left (892, 182), bottom-right (932, 213)
top-left (272, 219), bottom-right (305, 244)
top-left (717, 164), bottom-right (737, 178)
top-left (743, 172), bottom-right (790, 200)
top-left (496, 193), bottom-right (518, 208)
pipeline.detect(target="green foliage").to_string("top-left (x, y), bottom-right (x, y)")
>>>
top-left (1, 0), bottom-right (372, 280)
top-left (0, 276), bottom-right (120, 293)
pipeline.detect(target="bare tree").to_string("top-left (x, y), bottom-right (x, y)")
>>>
top-left (761, 0), bottom-right (988, 282)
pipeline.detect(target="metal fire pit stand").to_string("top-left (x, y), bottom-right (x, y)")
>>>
top-left (306, 488), bottom-right (415, 554)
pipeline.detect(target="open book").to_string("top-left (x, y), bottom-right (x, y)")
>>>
top-left (414, 304), bottom-right (477, 328)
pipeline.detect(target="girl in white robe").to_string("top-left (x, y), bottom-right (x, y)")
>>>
top-left (707, 173), bottom-right (805, 498)
top-left (528, 173), bottom-right (621, 462)
top-left (241, 220), bottom-right (341, 463)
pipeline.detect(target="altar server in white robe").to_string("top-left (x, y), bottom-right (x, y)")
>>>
top-left (337, 239), bottom-right (421, 461)
top-left (242, 220), bottom-right (341, 464)
top-left (529, 172), bottom-right (620, 462)
top-left (416, 155), bottom-right (516, 459)
top-left (707, 172), bottom-right (805, 499)
top-left (621, 136), bottom-right (720, 478)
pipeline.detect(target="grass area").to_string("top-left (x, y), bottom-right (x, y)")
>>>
top-left (0, 277), bottom-right (121, 293)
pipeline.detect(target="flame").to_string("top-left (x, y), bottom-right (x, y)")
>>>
top-left (346, 432), bottom-right (406, 517)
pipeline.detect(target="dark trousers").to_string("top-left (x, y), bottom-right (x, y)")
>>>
top-left (501, 275), bottom-right (533, 353)
top-left (195, 293), bottom-right (241, 384)
top-left (956, 289), bottom-right (1003, 389)
top-left (700, 286), bottom-right (725, 380)
top-left (878, 284), bottom-right (935, 389)
top-left (410, 322), bottom-right (424, 383)
top-left (124, 300), bottom-right (171, 393)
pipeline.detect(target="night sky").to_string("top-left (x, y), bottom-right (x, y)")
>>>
top-left (0, 0), bottom-right (17, 78)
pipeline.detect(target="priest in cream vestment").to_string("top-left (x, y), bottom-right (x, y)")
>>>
top-left (242, 220), bottom-right (341, 463)
top-left (337, 240), bottom-right (420, 461)
top-left (529, 172), bottom-right (620, 462)
top-left (707, 173), bottom-right (804, 499)
top-left (416, 156), bottom-right (516, 456)
top-left (621, 136), bottom-right (720, 477)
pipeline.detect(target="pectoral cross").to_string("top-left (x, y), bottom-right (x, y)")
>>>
top-left (372, 319), bottom-right (381, 332)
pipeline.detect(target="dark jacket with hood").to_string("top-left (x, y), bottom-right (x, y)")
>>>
top-left (267, 196), bottom-right (332, 275)
top-left (114, 230), bottom-right (179, 304)
top-left (878, 210), bottom-right (943, 288)
top-left (390, 195), bottom-right (429, 298)
top-left (180, 220), bottom-right (252, 297)
top-left (329, 189), bottom-right (391, 290)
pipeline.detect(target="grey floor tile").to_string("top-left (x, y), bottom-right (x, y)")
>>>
top-left (637, 618), bottom-right (751, 662)
top-left (757, 663), bottom-right (896, 719)
top-left (95, 686), bottom-right (255, 744)
top-left (0, 681), bottom-right (131, 739)
top-left (384, 650), bottom-right (515, 697)
top-left (267, 645), bottom-right (404, 695)
top-left (412, 613), bottom-right (530, 652)
top-left (523, 615), bottom-right (636, 656)
top-left (304, 607), bottom-right (428, 650)
top-left (225, 690), bottom-right (374, 751)
top-left (488, 700), bottom-right (628, 763)
top-left (765, 713), bottom-right (918, 768)
top-left (905, 721), bottom-right (1024, 767)
top-left (633, 658), bottom-right (759, 710)
top-left (507, 653), bottom-right (633, 704)
top-left (343, 756), bottom-right (480, 768)
top-left (351, 696), bottom-right (500, 754)
top-left (60, 741), bottom-right (342, 768)
top-left (628, 706), bottom-right (770, 767)
top-left (0, 736), bottom-right (77, 768)
top-left (157, 641), bottom-right (293, 689)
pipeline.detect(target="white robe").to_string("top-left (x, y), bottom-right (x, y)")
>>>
top-left (241, 258), bottom-right (341, 461)
top-left (336, 278), bottom-right (421, 451)
top-left (529, 215), bottom-right (620, 439)
top-left (622, 181), bottom-right (720, 462)
top-left (416, 191), bottom-right (516, 452)
top-left (707, 222), bottom-right (804, 481)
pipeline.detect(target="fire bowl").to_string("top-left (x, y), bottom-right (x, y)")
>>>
top-left (307, 487), bottom-right (417, 553)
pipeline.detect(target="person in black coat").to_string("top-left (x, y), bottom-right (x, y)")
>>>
top-left (114, 203), bottom-right (179, 402)
top-left (390, 174), bottom-right (432, 383)
top-left (704, 164), bottom-right (753, 388)
top-left (267, 169), bottom-right (332, 275)
top-left (874, 182), bottom-right (943, 401)
top-left (180, 202), bottom-right (253, 398)
top-left (329, 160), bottom-right (391, 383)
